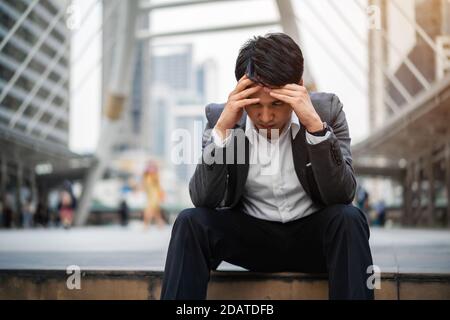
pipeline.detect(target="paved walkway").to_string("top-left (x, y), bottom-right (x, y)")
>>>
top-left (0, 222), bottom-right (449, 274)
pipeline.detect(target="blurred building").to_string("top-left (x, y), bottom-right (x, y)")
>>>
top-left (150, 44), bottom-right (218, 192)
top-left (0, 0), bottom-right (70, 144)
top-left (368, 0), bottom-right (450, 128)
top-left (148, 44), bottom-right (212, 157)
top-left (0, 0), bottom-right (90, 225)
top-left (151, 44), bottom-right (195, 96)
top-left (149, 45), bottom-right (216, 205)
top-left (101, 0), bottom-right (150, 153)
top-left (353, 0), bottom-right (450, 226)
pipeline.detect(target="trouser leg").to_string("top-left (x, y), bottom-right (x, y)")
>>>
top-left (322, 204), bottom-right (374, 299)
top-left (286, 204), bottom-right (374, 300)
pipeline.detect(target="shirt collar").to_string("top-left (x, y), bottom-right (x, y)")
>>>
top-left (245, 112), bottom-right (301, 144)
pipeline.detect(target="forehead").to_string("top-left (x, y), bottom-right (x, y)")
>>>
top-left (247, 84), bottom-right (282, 101)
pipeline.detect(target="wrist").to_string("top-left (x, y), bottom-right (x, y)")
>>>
top-left (214, 123), bottom-right (228, 140)
top-left (305, 117), bottom-right (324, 133)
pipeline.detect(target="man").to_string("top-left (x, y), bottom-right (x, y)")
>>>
top-left (161, 33), bottom-right (374, 300)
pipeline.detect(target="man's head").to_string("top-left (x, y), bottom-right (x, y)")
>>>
top-left (235, 32), bottom-right (304, 86)
top-left (234, 33), bottom-right (304, 138)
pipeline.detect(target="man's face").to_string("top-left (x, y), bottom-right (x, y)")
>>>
top-left (245, 84), bottom-right (293, 139)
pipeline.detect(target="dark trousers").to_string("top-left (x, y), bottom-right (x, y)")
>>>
top-left (160, 204), bottom-right (374, 300)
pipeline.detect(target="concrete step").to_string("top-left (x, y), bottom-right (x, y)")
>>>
top-left (1, 269), bottom-right (450, 300)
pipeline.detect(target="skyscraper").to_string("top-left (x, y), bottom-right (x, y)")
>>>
top-left (0, 0), bottom-right (75, 220)
top-left (0, 0), bottom-right (71, 145)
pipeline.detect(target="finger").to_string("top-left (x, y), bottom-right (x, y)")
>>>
top-left (232, 85), bottom-right (261, 101)
top-left (269, 88), bottom-right (302, 97)
top-left (269, 91), bottom-right (295, 104)
top-left (230, 78), bottom-right (254, 97)
top-left (235, 77), bottom-right (256, 93)
top-left (235, 98), bottom-right (260, 108)
top-left (283, 83), bottom-right (304, 91)
top-left (236, 73), bottom-right (250, 86)
top-left (239, 74), bottom-right (247, 81)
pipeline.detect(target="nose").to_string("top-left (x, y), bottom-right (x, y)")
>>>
top-left (259, 107), bottom-right (273, 124)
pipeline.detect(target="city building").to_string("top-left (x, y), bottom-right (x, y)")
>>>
top-left (354, 0), bottom-right (450, 226)
top-left (0, 0), bottom-right (89, 226)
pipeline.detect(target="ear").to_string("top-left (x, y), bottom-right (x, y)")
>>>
top-left (299, 78), bottom-right (304, 86)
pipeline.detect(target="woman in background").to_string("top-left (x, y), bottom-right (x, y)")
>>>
top-left (142, 162), bottom-right (166, 229)
top-left (59, 190), bottom-right (74, 229)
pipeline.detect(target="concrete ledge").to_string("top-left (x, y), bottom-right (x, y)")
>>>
top-left (0, 269), bottom-right (449, 300)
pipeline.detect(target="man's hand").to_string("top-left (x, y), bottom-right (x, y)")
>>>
top-left (269, 84), bottom-right (324, 133)
top-left (215, 75), bottom-right (261, 140)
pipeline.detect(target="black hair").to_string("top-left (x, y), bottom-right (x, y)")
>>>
top-left (235, 33), bottom-right (304, 87)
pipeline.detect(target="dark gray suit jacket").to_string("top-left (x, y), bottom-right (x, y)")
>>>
top-left (189, 92), bottom-right (356, 210)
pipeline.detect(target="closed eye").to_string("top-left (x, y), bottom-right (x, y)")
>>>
top-left (248, 101), bottom-right (283, 108)
top-left (272, 100), bottom-right (283, 106)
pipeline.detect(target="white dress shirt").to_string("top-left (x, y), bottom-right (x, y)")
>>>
top-left (211, 112), bottom-right (330, 223)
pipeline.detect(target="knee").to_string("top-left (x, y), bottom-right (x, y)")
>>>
top-left (327, 204), bottom-right (369, 231)
top-left (173, 207), bottom-right (211, 230)
top-left (174, 208), bottom-right (196, 228)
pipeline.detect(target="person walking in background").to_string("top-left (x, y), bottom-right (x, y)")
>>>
top-left (119, 198), bottom-right (129, 227)
top-left (0, 197), bottom-right (3, 227)
top-left (119, 181), bottom-right (131, 227)
top-left (59, 190), bottom-right (74, 229)
top-left (34, 193), bottom-right (50, 227)
top-left (48, 189), bottom-right (60, 227)
top-left (22, 197), bottom-right (35, 228)
top-left (374, 200), bottom-right (386, 227)
top-left (142, 162), bottom-right (166, 229)
top-left (2, 193), bottom-right (15, 228)
top-left (356, 184), bottom-right (370, 223)
top-left (58, 180), bottom-right (77, 229)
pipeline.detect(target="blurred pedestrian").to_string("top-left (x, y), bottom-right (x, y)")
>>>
top-left (356, 185), bottom-right (370, 222)
top-left (22, 197), bottom-right (35, 228)
top-left (142, 162), bottom-right (166, 229)
top-left (34, 193), bottom-right (49, 227)
top-left (0, 197), bottom-right (3, 227)
top-left (59, 190), bottom-right (74, 229)
top-left (374, 200), bottom-right (386, 227)
top-left (48, 189), bottom-right (60, 227)
top-left (2, 193), bottom-right (14, 228)
top-left (118, 199), bottom-right (129, 227)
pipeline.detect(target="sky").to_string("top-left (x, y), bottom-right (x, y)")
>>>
top-left (70, 0), bottom-right (369, 154)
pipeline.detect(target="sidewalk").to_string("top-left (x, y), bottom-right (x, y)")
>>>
top-left (0, 223), bottom-right (449, 273)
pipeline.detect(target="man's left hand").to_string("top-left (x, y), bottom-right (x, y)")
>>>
top-left (269, 84), bottom-right (324, 133)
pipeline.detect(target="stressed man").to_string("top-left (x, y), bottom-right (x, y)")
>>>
top-left (161, 33), bottom-right (374, 300)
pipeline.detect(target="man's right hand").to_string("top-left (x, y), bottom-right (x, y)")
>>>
top-left (214, 74), bottom-right (261, 140)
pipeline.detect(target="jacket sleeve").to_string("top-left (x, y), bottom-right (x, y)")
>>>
top-left (306, 94), bottom-right (357, 205)
top-left (188, 105), bottom-right (228, 208)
